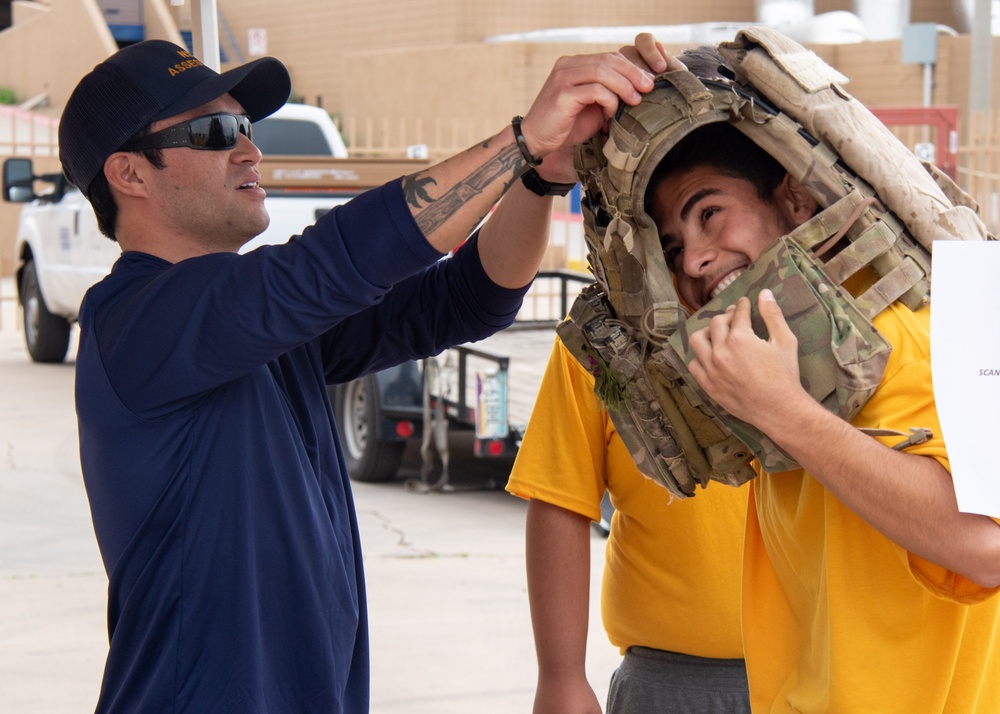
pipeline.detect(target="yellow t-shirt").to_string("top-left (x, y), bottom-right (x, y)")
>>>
top-left (507, 336), bottom-right (748, 658)
top-left (743, 303), bottom-right (1000, 712)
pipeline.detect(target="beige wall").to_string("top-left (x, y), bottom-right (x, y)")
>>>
top-left (0, 199), bottom-right (24, 280)
top-left (910, 0), bottom-right (965, 29)
top-left (2, 0), bottom-right (977, 117)
top-left (831, 33), bottom-right (1000, 133)
top-left (338, 34), bottom-right (998, 149)
top-left (832, 39), bottom-right (928, 107)
top-left (213, 0), bottom-right (761, 109)
top-left (143, 0), bottom-right (185, 46)
top-left (803, 0), bottom-right (965, 29)
top-left (0, 0), bottom-right (182, 112)
top-left (0, 0), bottom-right (116, 272)
top-left (0, 0), bottom-right (185, 276)
top-left (3, 0), bottom-right (977, 122)
top-left (211, 0), bottom-right (972, 114)
top-left (0, 0), bottom-right (116, 113)
top-left (339, 41), bottom-right (622, 147)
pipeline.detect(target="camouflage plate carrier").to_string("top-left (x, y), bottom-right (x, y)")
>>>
top-left (557, 27), bottom-right (995, 500)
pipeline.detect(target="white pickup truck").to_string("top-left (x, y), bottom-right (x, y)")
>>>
top-left (3, 103), bottom-right (419, 362)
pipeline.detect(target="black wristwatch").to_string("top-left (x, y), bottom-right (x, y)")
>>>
top-left (520, 167), bottom-right (576, 197)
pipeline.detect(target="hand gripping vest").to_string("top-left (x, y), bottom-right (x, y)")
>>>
top-left (556, 27), bottom-right (994, 499)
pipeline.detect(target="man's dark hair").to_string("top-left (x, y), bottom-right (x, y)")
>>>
top-left (88, 127), bottom-right (165, 241)
top-left (645, 122), bottom-right (788, 210)
top-left (642, 44), bottom-right (788, 213)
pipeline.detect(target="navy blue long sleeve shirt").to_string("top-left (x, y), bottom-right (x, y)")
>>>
top-left (75, 180), bottom-right (528, 712)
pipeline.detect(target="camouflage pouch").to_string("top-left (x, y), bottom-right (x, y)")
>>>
top-left (661, 236), bottom-right (892, 474)
top-left (557, 235), bottom-right (892, 498)
top-left (557, 287), bottom-right (760, 497)
top-left (557, 287), bottom-right (712, 498)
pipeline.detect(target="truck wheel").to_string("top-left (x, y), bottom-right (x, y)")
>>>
top-left (20, 260), bottom-right (71, 364)
top-left (333, 375), bottom-right (405, 483)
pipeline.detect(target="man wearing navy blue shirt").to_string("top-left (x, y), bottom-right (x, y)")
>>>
top-left (58, 36), bottom-right (673, 713)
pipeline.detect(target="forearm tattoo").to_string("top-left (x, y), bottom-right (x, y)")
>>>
top-left (402, 141), bottom-right (525, 236)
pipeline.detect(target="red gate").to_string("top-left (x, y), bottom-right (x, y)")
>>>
top-left (870, 105), bottom-right (960, 181)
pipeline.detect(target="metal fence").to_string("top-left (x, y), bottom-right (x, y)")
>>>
top-left (960, 111), bottom-right (1000, 236)
top-left (0, 105), bottom-right (59, 158)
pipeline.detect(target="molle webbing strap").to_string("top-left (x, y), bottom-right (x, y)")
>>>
top-left (662, 237), bottom-right (892, 474)
top-left (556, 287), bottom-right (699, 497)
top-left (556, 286), bottom-right (757, 498)
top-left (853, 258), bottom-right (929, 318)
top-left (784, 189), bottom-right (931, 318)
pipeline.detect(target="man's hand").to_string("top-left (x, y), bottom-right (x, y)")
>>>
top-left (533, 674), bottom-right (602, 714)
top-left (689, 292), bottom-right (1000, 586)
top-left (403, 33), bottom-right (674, 266)
top-left (619, 32), bottom-right (686, 75)
top-left (519, 33), bottom-right (678, 184)
top-left (687, 290), bottom-right (807, 428)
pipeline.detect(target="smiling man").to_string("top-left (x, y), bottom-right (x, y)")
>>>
top-left (647, 123), bottom-right (817, 310)
top-left (640, 118), bottom-right (1000, 712)
top-left (58, 38), bottom-right (662, 712)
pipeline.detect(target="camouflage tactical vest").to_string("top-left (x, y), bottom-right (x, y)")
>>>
top-left (557, 27), bottom-right (994, 499)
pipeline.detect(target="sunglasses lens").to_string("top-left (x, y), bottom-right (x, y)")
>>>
top-left (188, 114), bottom-right (252, 149)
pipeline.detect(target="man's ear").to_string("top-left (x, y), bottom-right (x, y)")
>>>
top-left (775, 174), bottom-right (819, 225)
top-left (103, 152), bottom-right (150, 198)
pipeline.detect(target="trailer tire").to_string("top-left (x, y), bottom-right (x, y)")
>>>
top-left (21, 260), bottom-right (71, 364)
top-left (333, 375), bottom-right (405, 483)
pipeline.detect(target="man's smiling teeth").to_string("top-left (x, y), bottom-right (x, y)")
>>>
top-left (709, 270), bottom-right (743, 300)
top-left (239, 182), bottom-right (258, 189)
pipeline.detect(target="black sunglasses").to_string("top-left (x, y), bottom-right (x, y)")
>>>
top-left (122, 113), bottom-right (252, 152)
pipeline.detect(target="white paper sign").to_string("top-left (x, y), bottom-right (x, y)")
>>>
top-left (248, 28), bottom-right (267, 57)
top-left (930, 240), bottom-right (1000, 516)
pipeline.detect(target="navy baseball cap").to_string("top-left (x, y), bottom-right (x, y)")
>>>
top-left (59, 40), bottom-right (291, 199)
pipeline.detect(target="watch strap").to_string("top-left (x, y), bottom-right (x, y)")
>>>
top-left (520, 167), bottom-right (576, 197)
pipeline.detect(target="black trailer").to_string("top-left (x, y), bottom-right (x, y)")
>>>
top-left (330, 269), bottom-right (591, 485)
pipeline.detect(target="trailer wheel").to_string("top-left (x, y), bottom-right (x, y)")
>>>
top-left (21, 260), bottom-right (71, 364)
top-left (333, 375), bottom-right (405, 483)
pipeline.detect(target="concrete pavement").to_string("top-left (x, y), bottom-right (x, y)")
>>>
top-left (0, 285), bottom-right (622, 713)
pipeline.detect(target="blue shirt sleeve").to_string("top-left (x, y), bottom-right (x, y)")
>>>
top-left (320, 229), bottom-right (528, 382)
top-left (83, 180), bottom-right (528, 416)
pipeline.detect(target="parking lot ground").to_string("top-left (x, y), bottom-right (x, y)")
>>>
top-left (0, 299), bottom-right (621, 713)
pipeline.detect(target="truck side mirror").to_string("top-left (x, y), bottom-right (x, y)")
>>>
top-left (3, 158), bottom-right (36, 203)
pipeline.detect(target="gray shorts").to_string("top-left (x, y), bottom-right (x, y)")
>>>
top-left (606, 647), bottom-right (751, 714)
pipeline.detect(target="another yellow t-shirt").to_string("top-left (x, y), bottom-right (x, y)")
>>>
top-left (507, 336), bottom-right (748, 658)
top-left (743, 302), bottom-right (1000, 712)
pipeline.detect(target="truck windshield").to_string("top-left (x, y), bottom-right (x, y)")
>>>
top-left (251, 118), bottom-right (333, 156)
